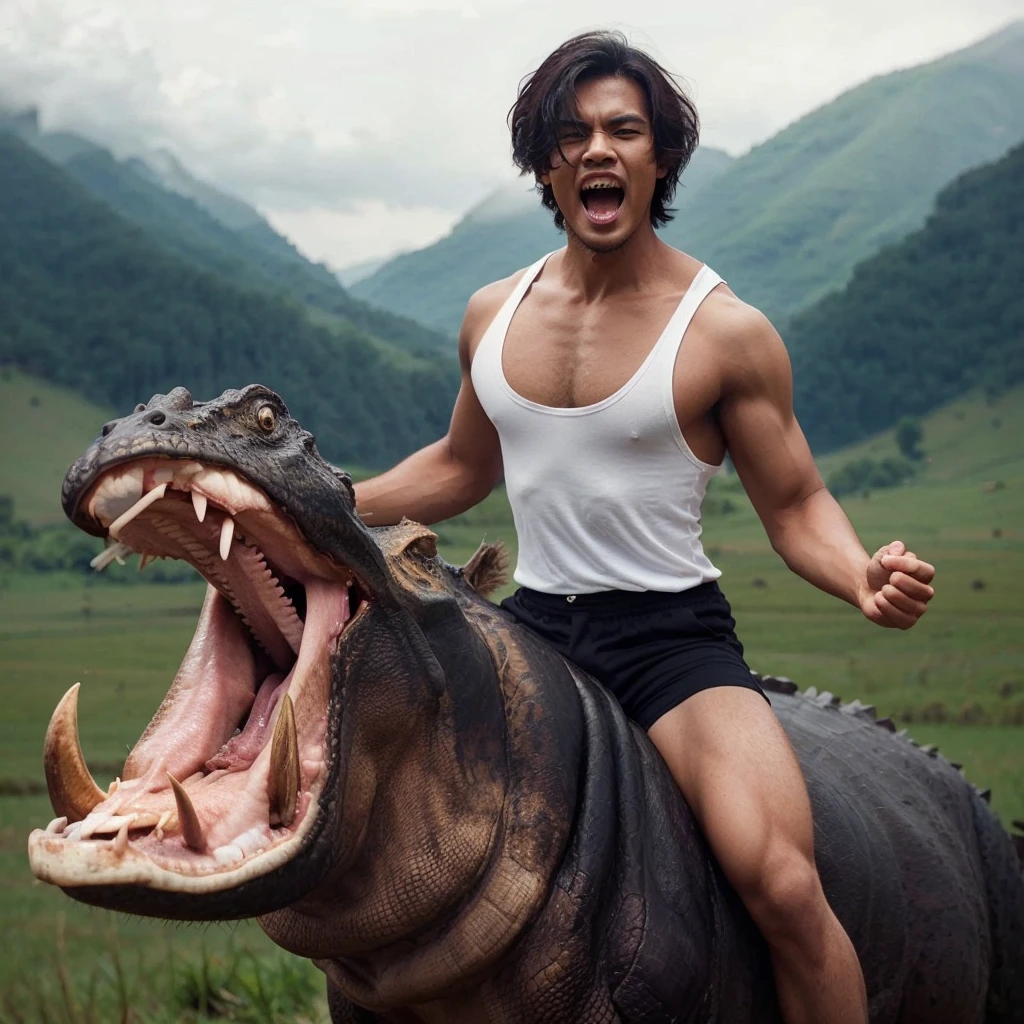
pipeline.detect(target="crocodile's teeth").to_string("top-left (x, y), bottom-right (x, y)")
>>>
top-left (269, 694), bottom-right (301, 828)
top-left (113, 819), bottom-right (130, 858)
top-left (192, 490), bottom-right (208, 523)
top-left (90, 542), bottom-right (133, 572)
top-left (167, 773), bottom-right (207, 852)
top-left (44, 683), bottom-right (107, 823)
top-left (219, 516), bottom-right (235, 561)
top-left (108, 482), bottom-right (168, 539)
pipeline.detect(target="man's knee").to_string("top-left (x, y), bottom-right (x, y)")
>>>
top-left (736, 845), bottom-right (830, 949)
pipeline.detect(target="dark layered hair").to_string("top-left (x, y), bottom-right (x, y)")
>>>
top-left (508, 32), bottom-right (700, 229)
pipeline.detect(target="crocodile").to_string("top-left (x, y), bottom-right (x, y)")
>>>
top-left (28, 385), bottom-right (1024, 1023)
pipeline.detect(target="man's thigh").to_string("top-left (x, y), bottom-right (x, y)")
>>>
top-left (647, 686), bottom-right (816, 894)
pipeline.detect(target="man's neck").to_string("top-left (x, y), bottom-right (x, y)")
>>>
top-left (558, 222), bottom-right (670, 302)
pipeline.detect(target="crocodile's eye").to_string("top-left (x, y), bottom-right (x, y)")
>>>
top-left (257, 405), bottom-right (276, 433)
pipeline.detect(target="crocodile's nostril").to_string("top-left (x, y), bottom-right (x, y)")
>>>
top-left (101, 420), bottom-right (118, 437)
top-left (146, 411), bottom-right (167, 426)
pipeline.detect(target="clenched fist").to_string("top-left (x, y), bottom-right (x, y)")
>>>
top-left (861, 540), bottom-right (935, 629)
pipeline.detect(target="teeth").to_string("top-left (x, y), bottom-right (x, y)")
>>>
top-left (192, 490), bottom-right (208, 523)
top-left (213, 845), bottom-right (244, 866)
top-left (167, 773), bottom-right (206, 852)
top-left (219, 516), bottom-right (235, 560)
top-left (46, 816), bottom-right (68, 835)
top-left (108, 482), bottom-right (168, 540)
top-left (80, 812), bottom-right (137, 840)
top-left (113, 819), bottom-right (130, 858)
top-left (269, 694), bottom-right (301, 828)
top-left (90, 542), bottom-right (133, 572)
top-left (138, 554), bottom-right (154, 572)
top-left (155, 809), bottom-right (172, 842)
top-left (43, 683), bottom-right (107, 823)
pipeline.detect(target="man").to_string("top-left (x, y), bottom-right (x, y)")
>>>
top-left (354, 31), bottom-right (936, 1024)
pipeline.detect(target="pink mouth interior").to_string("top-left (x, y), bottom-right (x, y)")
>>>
top-left (581, 187), bottom-right (624, 224)
top-left (53, 459), bottom-right (363, 872)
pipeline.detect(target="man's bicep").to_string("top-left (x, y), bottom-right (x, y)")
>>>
top-left (446, 373), bottom-right (503, 484)
top-left (719, 319), bottom-right (823, 518)
top-left (445, 285), bottom-right (510, 485)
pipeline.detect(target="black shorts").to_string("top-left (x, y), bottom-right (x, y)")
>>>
top-left (500, 581), bottom-right (767, 731)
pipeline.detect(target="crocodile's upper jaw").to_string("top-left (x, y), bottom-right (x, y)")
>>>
top-left (29, 386), bottom-right (382, 907)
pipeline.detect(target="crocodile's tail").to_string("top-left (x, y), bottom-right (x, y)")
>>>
top-left (969, 791), bottom-right (1024, 1023)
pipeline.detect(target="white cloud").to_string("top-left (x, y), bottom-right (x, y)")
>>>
top-left (266, 201), bottom-right (462, 267)
top-left (1, 0), bottom-right (1022, 267)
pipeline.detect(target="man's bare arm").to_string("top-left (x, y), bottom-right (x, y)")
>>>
top-left (716, 306), bottom-right (935, 629)
top-left (352, 282), bottom-right (512, 527)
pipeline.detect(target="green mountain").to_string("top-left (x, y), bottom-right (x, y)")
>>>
top-left (0, 110), bottom-right (451, 357)
top-left (353, 22), bottom-right (1024, 332)
top-left (790, 140), bottom-right (1024, 453)
top-left (351, 146), bottom-right (735, 333)
top-left (0, 133), bottom-right (457, 469)
top-left (660, 21), bottom-right (1024, 321)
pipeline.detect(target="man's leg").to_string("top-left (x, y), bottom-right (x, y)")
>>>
top-left (647, 687), bottom-right (868, 1024)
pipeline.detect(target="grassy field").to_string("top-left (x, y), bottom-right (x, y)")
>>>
top-left (0, 368), bottom-right (113, 525)
top-left (0, 378), bottom-right (1021, 1017)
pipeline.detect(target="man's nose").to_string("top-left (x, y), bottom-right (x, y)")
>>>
top-left (582, 130), bottom-right (615, 165)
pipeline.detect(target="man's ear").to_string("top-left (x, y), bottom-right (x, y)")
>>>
top-left (539, 170), bottom-right (551, 186)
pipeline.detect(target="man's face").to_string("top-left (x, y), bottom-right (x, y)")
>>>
top-left (541, 74), bottom-right (665, 253)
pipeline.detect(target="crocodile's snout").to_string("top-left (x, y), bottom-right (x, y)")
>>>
top-left (31, 384), bottom-right (393, 917)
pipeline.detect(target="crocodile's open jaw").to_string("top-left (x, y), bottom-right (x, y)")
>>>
top-left (29, 455), bottom-right (367, 894)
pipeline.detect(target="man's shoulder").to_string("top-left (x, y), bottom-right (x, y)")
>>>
top-left (692, 284), bottom-right (790, 396)
top-left (700, 285), bottom-right (782, 357)
top-left (459, 257), bottom-right (555, 355)
top-left (465, 269), bottom-right (528, 322)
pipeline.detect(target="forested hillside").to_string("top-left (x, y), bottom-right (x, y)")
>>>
top-left (352, 147), bottom-right (735, 333)
top-left (790, 141), bottom-right (1024, 453)
top-left (660, 21), bottom-right (1024, 320)
top-left (0, 110), bottom-right (450, 356)
top-left (354, 22), bottom-right (1024, 333)
top-left (0, 134), bottom-right (457, 468)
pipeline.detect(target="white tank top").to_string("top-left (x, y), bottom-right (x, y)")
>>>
top-left (472, 252), bottom-right (725, 595)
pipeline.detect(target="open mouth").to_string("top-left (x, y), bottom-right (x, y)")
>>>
top-left (580, 180), bottom-right (625, 225)
top-left (30, 456), bottom-right (367, 893)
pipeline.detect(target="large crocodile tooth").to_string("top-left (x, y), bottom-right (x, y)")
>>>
top-left (44, 683), bottom-right (107, 823)
top-left (219, 516), bottom-right (235, 561)
top-left (192, 490), bottom-right (208, 523)
top-left (167, 773), bottom-right (207, 852)
top-left (269, 694), bottom-right (300, 828)
top-left (109, 482), bottom-right (168, 539)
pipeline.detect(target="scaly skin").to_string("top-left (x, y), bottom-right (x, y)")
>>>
top-left (35, 385), bottom-right (1024, 1023)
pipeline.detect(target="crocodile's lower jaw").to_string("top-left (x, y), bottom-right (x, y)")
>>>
top-left (27, 456), bottom-right (367, 898)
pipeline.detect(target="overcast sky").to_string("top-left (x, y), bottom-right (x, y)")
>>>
top-left (1, 0), bottom-right (1021, 269)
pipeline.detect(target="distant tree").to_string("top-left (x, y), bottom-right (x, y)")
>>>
top-left (827, 456), bottom-right (916, 499)
top-left (895, 417), bottom-right (924, 461)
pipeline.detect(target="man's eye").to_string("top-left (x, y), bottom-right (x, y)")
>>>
top-left (615, 129), bottom-right (641, 137)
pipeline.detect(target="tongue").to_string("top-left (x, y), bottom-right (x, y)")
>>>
top-left (586, 190), bottom-right (621, 219)
top-left (205, 673), bottom-right (286, 772)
